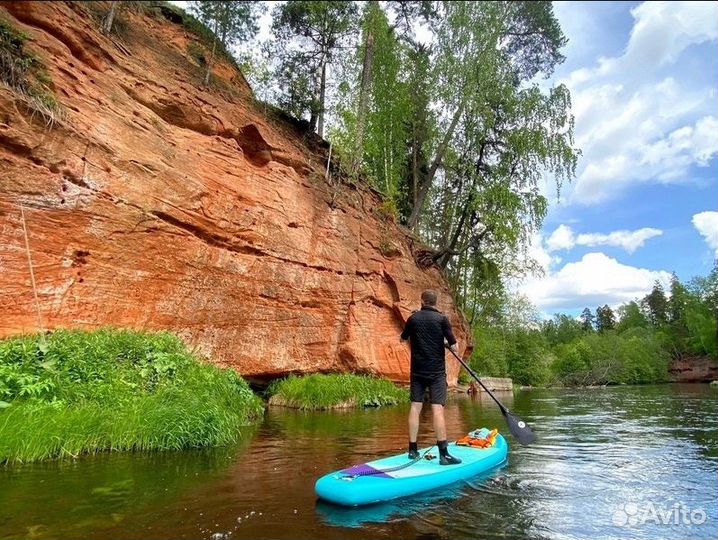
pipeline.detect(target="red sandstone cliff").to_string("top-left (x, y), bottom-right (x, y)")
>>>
top-left (0, 1), bottom-right (471, 384)
top-left (668, 356), bottom-right (717, 383)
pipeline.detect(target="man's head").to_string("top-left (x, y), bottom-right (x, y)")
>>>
top-left (421, 289), bottom-right (438, 307)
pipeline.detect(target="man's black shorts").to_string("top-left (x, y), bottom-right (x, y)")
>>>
top-left (410, 374), bottom-right (447, 405)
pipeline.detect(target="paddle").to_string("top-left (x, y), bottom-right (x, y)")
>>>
top-left (446, 346), bottom-right (536, 446)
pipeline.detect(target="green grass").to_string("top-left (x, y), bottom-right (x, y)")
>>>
top-left (0, 329), bottom-right (264, 464)
top-left (267, 373), bottom-right (408, 410)
top-left (0, 16), bottom-right (63, 127)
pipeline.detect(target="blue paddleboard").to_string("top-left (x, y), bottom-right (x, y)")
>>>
top-left (315, 432), bottom-right (508, 506)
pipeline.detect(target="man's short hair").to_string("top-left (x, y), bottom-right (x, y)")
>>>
top-left (421, 289), bottom-right (438, 306)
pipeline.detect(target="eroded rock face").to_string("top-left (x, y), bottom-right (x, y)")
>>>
top-left (0, 1), bottom-right (471, 384)
top-left (668, 357), bottom-right (718, 383)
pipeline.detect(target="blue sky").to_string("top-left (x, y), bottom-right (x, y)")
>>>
top-left (520, 1), bottom-right (718, 315)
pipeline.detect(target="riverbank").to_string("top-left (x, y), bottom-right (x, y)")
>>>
top-left (267, 374), bottom-right (408, 410)
top-left (0, 329), bottom-right (264, 464)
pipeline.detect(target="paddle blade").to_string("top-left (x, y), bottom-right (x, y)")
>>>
top-left (503, 410), bottom-right (536, 446)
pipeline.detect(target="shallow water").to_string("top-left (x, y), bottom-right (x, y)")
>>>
top-left (2, 384), bottom-right (716, 540)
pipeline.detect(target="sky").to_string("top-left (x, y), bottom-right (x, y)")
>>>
top-left (518, 1), bottom-right (717, 316)
top-left (172, 1), bottom-right (717, 317)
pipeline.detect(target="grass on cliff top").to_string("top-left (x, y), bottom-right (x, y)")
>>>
top-left (0, 329), bottom-right (264, 464)
top-left (0, 16), bottom-right (63, 127)
top-left (267, 373), bottom-right (408, 410)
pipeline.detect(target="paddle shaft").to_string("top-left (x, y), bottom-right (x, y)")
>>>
top-left (447, 347), bottom-right (509, 416)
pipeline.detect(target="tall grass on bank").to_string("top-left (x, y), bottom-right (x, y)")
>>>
top-left (0, 329), bottom-right (264, 464)
top-left (267, 373), bottom-right (408, 410)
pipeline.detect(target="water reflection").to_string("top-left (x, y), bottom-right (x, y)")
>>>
top-left (1, 385), bottom-right (716, 540)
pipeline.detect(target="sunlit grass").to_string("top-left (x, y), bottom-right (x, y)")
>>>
top-left (0, 329), bottom-right (264, 464)
top-left (267, 373), bottom-right (408, 410)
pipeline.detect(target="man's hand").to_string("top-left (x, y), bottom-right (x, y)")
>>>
top-left (450, 343), bottom-right (458, 354)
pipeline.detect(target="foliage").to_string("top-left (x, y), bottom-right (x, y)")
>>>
top-left (470, 325), bottom-right (509, 378)
top-left (186, 40), bottom-right (206, 66)
top-left (188, 1), bottom-right (263, 85)
top-left (616, 301), bottom-right (649, 332)
top-left (470, 300), bottom-right (550, 387)
top-left (267, 373), bottom-right (408, 410)
top-left (271, 1), bottom-right (359, 136)
top-left (406, 2), bottom-right (577, 322)
top-left (0, 329), bottom-right (263, 463)
top-left (580, 307), bottom-right (595, 332)
top-left (506, 329), bottom-right (552, 386)
top-left (550, 330), bottom-right (668, 386)
top-left (190, 1), bottom-right (262, 48)
top-left (147, 2), bottom-right (242, 71)
top-left (642, 280), bottom-right (669, 326)
top-left (334, 3), bottom-right (412, 199)
top-left (596, 305), bottom-right (616, 333)
top-left (541, 314), bottom-right (583, 346)
top-left (471, 268), bottom-right (715, 387)
top-left (0, 17), bottom-right (62, 126)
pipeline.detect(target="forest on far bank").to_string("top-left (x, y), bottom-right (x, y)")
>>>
top-left (469, 268), bottom-right (717, 387)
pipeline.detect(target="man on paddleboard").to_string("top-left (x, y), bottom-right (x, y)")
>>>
top-left (400, 290), bottom-right (462, 465)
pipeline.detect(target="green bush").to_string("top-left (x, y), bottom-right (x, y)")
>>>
top-left (548, 329), bottom-right (669, 386)
top-left (506, 329), bottom-right (552, 386)
top-left (684, 299), bottom-right (717, 356)
top-left (267, 373), bottom-right (408, 410)
top-left (472, 326), bottom-right (551, 386)
top-left (470, 326), bottom-right (509, 377)
top-left (0, 329), bottom-right (264, 463)
top-left (552, 343), bottom-right (588, 384)
top-left (616, 328), bottom-right (669, 384)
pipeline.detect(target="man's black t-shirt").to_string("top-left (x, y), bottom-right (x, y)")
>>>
top-left (400, 306), bottom-right (457, 377)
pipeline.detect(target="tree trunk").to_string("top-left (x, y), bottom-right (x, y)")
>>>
top-left (317, 55), bottom-right (328, 138)
top-left (204, 31), bottom-right (218, 87)
top-left (406, 172), bottom-right (430, 230)
top-left (103, 1), bottom-right (118, 35)
top-left (437, 141), bottom-right (486, 267)
top-left (406, 97), bottom-right (467, 230)
top-left (353, 5), bottom-right (376, 171)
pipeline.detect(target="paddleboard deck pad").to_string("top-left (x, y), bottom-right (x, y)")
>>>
top-left (315, 430), bottom-right (508, 506)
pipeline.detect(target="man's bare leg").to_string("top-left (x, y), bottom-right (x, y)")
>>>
top-left (409, 401), bottom-right (423, 442)
top-left (432, 403), bottom-right (461, 465)
top-left (431, 403), bottom-right (447, 441)
top-left (408, 401), bottom-right (423, 458)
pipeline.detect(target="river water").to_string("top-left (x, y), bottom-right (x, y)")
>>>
top-left (2, 384), bottom-right (716, 540)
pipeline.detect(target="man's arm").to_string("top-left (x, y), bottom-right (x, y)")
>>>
top-left (442, 316), bottom-right (458, 353)
top-left (400, 316), bottom-right (413, 342)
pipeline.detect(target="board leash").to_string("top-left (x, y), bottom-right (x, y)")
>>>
top-left (342, 446), bottom-right (436, 478)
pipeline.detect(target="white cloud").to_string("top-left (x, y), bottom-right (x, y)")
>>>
top-left (692, 211), bottom-right (718, 257)
top-left (554, 1), bottom-right (718, 205)
top-left (626, 1), bottom-right (718, 66)
top-left (562, 2), bottom-right (718, 86)
top-left (546, 225), bottom-right (663, 254)
top-left (522, 252), bottom-right (672, 311)
top-left (546, 224), bottom-right (575, 252)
